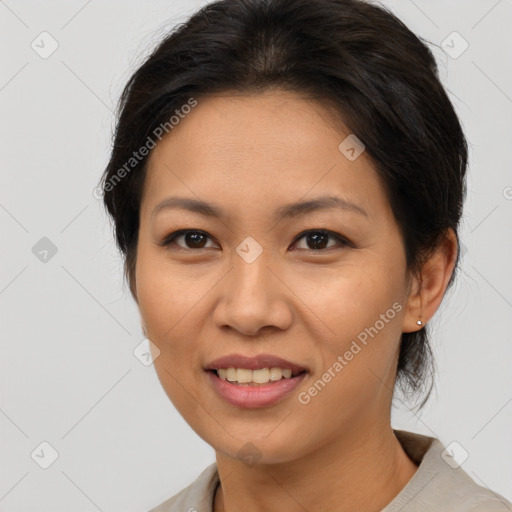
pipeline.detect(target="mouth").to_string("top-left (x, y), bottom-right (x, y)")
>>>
top-left (205, 368), bottom-right (308, 409)
top-left (203, 353), bottom-right (310, 407)
top-left (206, 367), bottom-right (308, 385)
top-left (204, 353), bottom-right (309, 378)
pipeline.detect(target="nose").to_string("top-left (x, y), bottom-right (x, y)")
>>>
top-left (212, 248), bottom-right (293, 336)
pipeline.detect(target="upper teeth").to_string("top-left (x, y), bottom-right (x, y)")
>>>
top-left (217, 367), bottom-right (294, 383)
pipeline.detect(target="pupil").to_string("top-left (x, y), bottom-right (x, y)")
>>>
top-left (186, 232), bottom-right (207, 248)
top-left (308, 232), bottom-right (328, 250)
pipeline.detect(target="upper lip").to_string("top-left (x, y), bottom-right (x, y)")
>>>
top-left (204, 353), bottom-right (309, 376)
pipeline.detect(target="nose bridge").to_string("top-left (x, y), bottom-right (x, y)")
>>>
top-left (230, 240), bottom-right (274, 304)
top-left (214, 238), bottom-right (292, 334)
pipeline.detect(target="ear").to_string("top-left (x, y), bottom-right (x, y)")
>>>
top-left (130, 278), bottom-right (138, 305)
top-left (402, 228), bottom-right (458, 333)
top-left (126, 259), bottom-right (138, 305)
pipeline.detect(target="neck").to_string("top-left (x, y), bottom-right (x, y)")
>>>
top-left (213, 419), bottom-right (418, 512)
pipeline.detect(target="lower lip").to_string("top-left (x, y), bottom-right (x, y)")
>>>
top-left (206, 370), bottom-right (307, 408)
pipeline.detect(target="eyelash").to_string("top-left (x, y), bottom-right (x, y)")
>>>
top-left (158, 229), bottom-right (352, 253)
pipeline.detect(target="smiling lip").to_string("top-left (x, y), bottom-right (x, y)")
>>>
top-left (204, 353), bottom-right (308, 375)
top-left (206, 370), bottom-right (308, 408)
top-left (204, 353), bottom-right (309, 408)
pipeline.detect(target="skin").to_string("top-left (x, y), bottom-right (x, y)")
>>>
top-left (134, 89), bottom-right (457, 512)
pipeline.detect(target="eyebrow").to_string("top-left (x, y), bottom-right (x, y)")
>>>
top-left (151, 195), bottom-right (368, 220)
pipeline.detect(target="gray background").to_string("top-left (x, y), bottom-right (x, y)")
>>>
top-left (0, 0), bottom-right (511, 510)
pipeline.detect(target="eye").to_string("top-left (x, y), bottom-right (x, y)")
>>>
top-left (158, 230), bottom-right (218, 250)
top-left (291, 229), bottom-right (351, 251)
top-left (159, 229), bottom-right (351, 252)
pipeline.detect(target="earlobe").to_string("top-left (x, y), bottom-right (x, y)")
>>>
top-left (402, 274), bottom-right (424, 333)
top-left (402, 228), bottom-right (458, 333)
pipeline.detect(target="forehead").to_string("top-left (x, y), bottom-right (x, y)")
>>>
top-left (141, 90), bottom-right (387, 223)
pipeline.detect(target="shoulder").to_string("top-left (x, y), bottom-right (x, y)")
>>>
top-left (430, 453), bottom-right (512, 511)
top-left (386, 430), bottom-right (512, 512)
top-left (148, 462), bottom-right (219, 512)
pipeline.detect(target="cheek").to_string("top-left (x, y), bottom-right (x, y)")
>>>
top-left (299, 259), bottom-right (405, 341)
top-left (135, 251), bottom-right (198, 403)
top-left (135, 253), bottom-right (206, 415)
top-left (300, 261), bottom-right (406, 392)
top-left (291, 274), bottom-right (405, 442)
top-left (135, 245), bottom-right (207, 343)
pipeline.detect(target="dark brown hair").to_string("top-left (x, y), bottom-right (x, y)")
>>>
top-left (100, 0), bottom-right (468, 408)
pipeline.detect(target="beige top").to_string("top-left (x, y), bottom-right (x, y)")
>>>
top-left (149, 430), bottom-right (512, 511)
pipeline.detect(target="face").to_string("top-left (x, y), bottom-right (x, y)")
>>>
top-left (135, 89), bottom-right (415, 464)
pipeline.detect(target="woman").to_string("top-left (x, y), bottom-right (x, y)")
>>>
top-left (100, 0), bottom-right (512, 510)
